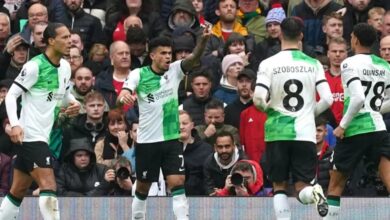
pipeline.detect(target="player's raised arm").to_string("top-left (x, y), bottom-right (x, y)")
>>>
top-left (315, 63), bottom-right (333, 116)
top-left (181, 25), bottom-right (211, 72)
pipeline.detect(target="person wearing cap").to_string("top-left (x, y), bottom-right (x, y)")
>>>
top-left (214, 54), bottom-right (244, 105)
top-left (173, 35), bottom-right (197, 103)
top-left (224, 68), bottom-right (256, 129)
top-left (253, 3), bottom-right (286, 69)
top-left (2, 36), bottom-right (29, 80)
top-left (291, 0), bottom-right (342, 49)
top-left (237, 0), bottom-right (267, 44)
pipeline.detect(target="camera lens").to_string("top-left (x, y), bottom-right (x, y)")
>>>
top-left (116, 167), bottom-right (130, 180)
top-left (231, 173), bottom-right (244, 186)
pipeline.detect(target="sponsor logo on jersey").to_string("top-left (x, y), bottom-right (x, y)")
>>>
top-left (333, 92), bottom-right (344, 102)
top-left (147, 93), bottom-right (155, 103)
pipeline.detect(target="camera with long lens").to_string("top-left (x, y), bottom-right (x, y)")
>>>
top-left (115, 167), bottom-right (131, 180)
top-left (231, 173), bottom-right (245, 186)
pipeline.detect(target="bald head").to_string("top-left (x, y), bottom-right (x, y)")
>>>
top-left (109, 41), bottom-right (131, 70)
top-left (380, 35), bottom-right (390, 62)
top-left (28, 3), bottom-right (48, 29)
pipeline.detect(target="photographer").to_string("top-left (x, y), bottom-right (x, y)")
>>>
top-left (214, 160), bottom-right (264, 196)
top-left (104, 156), bottom-right (133, 196)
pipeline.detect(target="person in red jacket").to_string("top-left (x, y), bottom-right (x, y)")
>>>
top-left (239, 105), bottom-right (267, 164)
top-left (215, 159), bottom-right (264, 196)
top-left (324, 37), bottom-right (348, 126)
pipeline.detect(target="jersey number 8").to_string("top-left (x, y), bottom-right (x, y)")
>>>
top-left (283, 79), bottom-right (304, 112)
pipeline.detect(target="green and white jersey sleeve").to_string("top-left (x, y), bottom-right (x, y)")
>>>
top-left (341, 54), bottom-right (390, 137)
top-left (257, 50), bottom-right (326, 143)
top-left (123, 60), bottom-right (184, 143)
top-left (13, 54), bottom-right (71, 143)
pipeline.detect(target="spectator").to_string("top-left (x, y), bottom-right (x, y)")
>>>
top-left (64, 46), bottom-right (84, 77)
top-left (214, 54), bottom-right (244, 104)
top-left (214, 159), bottom-right (264, 196)
top-left (380, 35), bottom-right (390, 62)
top-left (0, 152), bottom-right (11, 196)
top-left (320, 12), bottom-right (344, 55)
top-left (239, 104), bottom-right (267, 164)
top-left (383, 11), bottom-right (390, 37)
top-left (95, 108), bottom-right (132, 167)
top-left (0, 12), bottom-right (10, 52)
top-left (342, 0), bottom-right (375, 43)
top-left (71, 67), bottom-right (109, 114)
top-left (84, 43), bottom-right (110, 76)
top-left (60, 0), bottom-right (104, 52)
top-left (237, 0), bottom-right (267, 44)
top-left (95, 41), bottom-right (131, 109)
top-left (103, 156), bottom-right (133, 196)
top-left (173, 35), bottom-right (196, 103)
top-left (224, 68), bottom-right (255, 129)
top-left (164, 0), bottom-right (202, 38)
top-left (191, 0), bottom-right (211, 27)
top-left (70, 31), bottom-right (85, 56)
top-left (56, 137), bottom-right (110, 196)
top-left (105, 0), bottom-right (164, 45)
top-left (20, 3), bottom-right (48, 45)
top-left (324, 37), bottom-right (348, 126)
top-left (126, 26), bottom-right (149, 70)
top-left (13, 0), bottom-right (66, 33)
top-left (4, 36), bottom-right (29, 80)
top-left (204, 0), bottom-right (254, 58)
top-left (179, 110), bottom-right (213, 195)
top-left (367, 7), bottom-right (386, 34)
top-left (82, 0), bottom-right (107, 27)
top-left (125, 120), bottom-right (138, 173)
top-left (61, 91), bottom-right (107, 161)
top-left (195, 99), bottom-right (240, 147)
top-left (253, 3), bottom-right (286, 65)
top-left (0, 79), bottom-right (12, 105)
top-left (203, 131), bottom-right (246, 195)
top-left (315, 116), bottom-right (332, 194)
top-left (181, 67), bottom-right (220, 126)
top-left (291, 0), bottom-right (342, 49)
top-left (29, 21), bottom-right (47, 57)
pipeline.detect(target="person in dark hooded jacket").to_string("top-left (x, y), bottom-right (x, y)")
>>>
top-left (56, 137), bottom-right (110, 196)
top-left (161, 0), bottom-right (203, 38)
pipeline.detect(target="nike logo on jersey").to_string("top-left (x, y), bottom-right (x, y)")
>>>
top-left (33, 162), bottom-right (39, 169)
top-left (179, 168), bottom-right (185, 172)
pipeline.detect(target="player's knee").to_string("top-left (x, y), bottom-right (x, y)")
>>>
top-left (167, 175), bottom-right (185, 189)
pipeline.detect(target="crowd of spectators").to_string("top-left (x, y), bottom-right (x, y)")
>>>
top-left (0, 0), bottom-right (390, 197)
